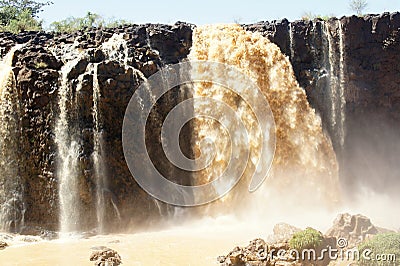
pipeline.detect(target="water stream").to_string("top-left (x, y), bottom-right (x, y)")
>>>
top-left (323, 21), bottom-right (346, 150)
top-left (56, 56), bottom-right (83, 234)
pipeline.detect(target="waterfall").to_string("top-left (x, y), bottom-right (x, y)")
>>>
top-left (325, 22), bottom-right (339, 136)
top-left (54, 35), bottom-right (134, 233)
top-left (101, 34), bottom-right (129, 65)
top-left (56, 56), bottom-right (83, 234)
top-left (288, 23), bottom-right (295, 60)
top-left (0, 45), bottom-right (24, 232)
top-left (188, 25), bottom-right (339, 207)
top-left (90, 34), bottom-right (146, 231)
top-left (323, 21), bottom-right (346, 149)
top-left (337, 21), bottom-right (346, 148)
top-left (144, 29), bottom-right (178, 218)
top-left (92, 63), bottom-right (107, 233)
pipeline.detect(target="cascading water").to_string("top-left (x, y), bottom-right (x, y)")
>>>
top-left (90, 60), bottom-right (123, 232)
top-left (323, 21), bottom-right (346, 150)
top-left (337, 21), bottom-right (346, 148)
top-left (288, 23), bottom-right (295, 60)
top-left (91, 63), bottom-right (107, 233)
top-left (101, 34), bottom-right (129, 65)
top-left (53, 34), bottom-right (133, 233)
top-left (49, 23), bottom-right (343, 236)
top-left (91, 34), bottom-right (135, 231)
top-left (188, 25), bottom-right (339, 207)
top-left (0, 45), bottom-right (25, 232)
top-left (324, 22), bottom-right (339, 138)
top-left (56, 56), bottom-right (83, 234)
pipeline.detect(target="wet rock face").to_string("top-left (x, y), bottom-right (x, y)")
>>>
top-left (13, 44), bottom-right (61, 231)
top-left (3, 22), bottom-right (193, 232)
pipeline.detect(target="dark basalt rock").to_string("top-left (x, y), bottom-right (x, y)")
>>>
top-left (0, 22), bottom-right (194, 232)
top-left (0, 241), bottom-right (8, 250)
top-left (67, 58), bottom-right (89, 80)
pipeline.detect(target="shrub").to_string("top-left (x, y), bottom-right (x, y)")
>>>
top-left (301, 12), bottom-right (333, 21)
top-left (358, 233), bottom-right (400, 266)
top-left (50, 12), bottom-right (130, 33)
top-left (289, 227), bottom-right (324, 251)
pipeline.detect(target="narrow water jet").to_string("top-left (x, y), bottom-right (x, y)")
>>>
top-left (288, 23), bottom-right (295, 60)
top-left (337, 21), bottom-right (346, 148)
top-left (92, 63), bottom-right (107, 233)
top-left (325, 22), bottom-right (339, 136)
top-left (323, 21), bottom-right (346, 150)
top-left (56, 56), bottom-right (83, 234)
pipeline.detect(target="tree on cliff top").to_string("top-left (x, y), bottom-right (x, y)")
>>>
top-left (349, 0), bottom-right (368, 16)
top-left (0, 0), bottom-right (52, 33)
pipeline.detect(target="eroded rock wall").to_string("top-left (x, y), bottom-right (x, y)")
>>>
top-left (0, 23), bottom-right (193, 233)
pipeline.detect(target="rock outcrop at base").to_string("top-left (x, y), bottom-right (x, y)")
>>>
top-left (90, 246), bottom-right (122, 266)
top-left (325, 213), bottom-right (394, 248)
top-left (218, 214), bottom-right (396, 266)
top-left (0, 241), bottom-right (8, 250)
top-left (217, 238), bottom-right (301, 266)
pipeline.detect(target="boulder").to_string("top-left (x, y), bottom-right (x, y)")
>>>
top-left (325, 213), bottom-right (379, 247)
top-left (89, 247), bottom-right (122, 266)
top-left (0, 241), bottom-right (8, 250)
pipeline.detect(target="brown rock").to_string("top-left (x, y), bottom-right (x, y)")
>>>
top-left (89, 247), bottom-right (122, 266)
top-left (0, 241), bottom-right (8, 250)
top-left (326, 213), bottom-right (379, 247)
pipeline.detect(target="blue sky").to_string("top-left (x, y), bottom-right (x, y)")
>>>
top-left (40, 0), bottom-right (400, 27)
